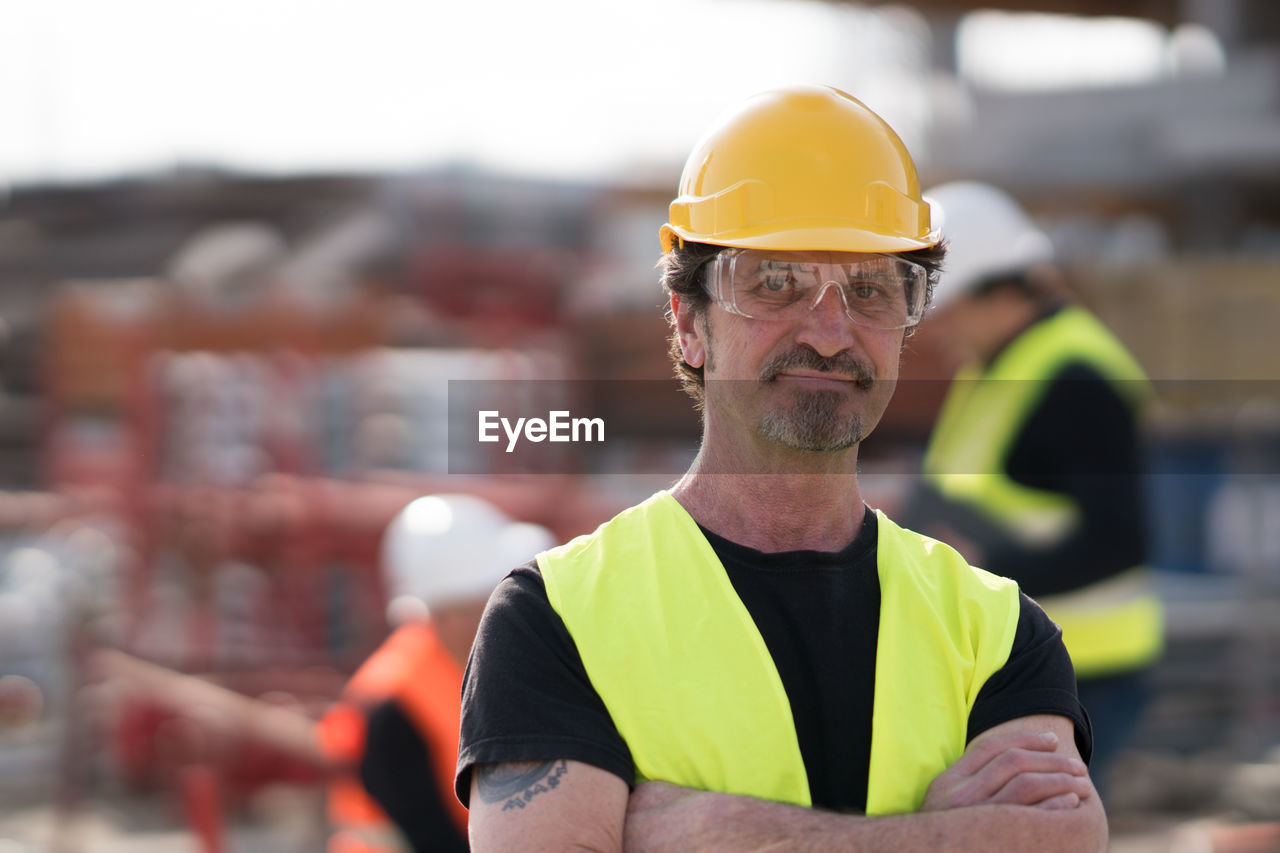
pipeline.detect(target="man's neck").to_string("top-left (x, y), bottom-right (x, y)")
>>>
top-left (669, 445), bottom-right (865, 553)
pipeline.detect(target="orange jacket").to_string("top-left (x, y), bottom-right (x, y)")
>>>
top-left (316, 622), bottom-right (467, 852)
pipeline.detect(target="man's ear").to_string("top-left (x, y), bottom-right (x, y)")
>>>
top-left (671, 293), bottom-right (706, 368)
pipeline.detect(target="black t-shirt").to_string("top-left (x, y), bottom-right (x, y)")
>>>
top-left (456, 507), bottom-right (1090, 813)
top-left (900, 359), bottom-right (1147, 599)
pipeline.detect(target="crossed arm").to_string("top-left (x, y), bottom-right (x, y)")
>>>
top-left (468, 713), bottom-right (1107, 853)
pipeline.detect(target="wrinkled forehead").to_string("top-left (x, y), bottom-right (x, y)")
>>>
top-left (729, 249), bottom-right (907, 280)
top-left (734, 249), bottom-right (885, 268)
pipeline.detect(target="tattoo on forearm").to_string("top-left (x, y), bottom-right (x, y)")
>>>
top-left (477, 760), bottom-right (570, 811)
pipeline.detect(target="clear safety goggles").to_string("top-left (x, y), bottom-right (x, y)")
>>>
top-left (706, 249), bottom-right (928, 330)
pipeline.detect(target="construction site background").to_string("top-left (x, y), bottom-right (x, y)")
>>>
top-left (3, 2), bottom-right (1280, 851)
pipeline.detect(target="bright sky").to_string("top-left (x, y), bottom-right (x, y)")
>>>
top-left (2, 1), bottom-right (1204, 187)
top-left (956, 11), bottom-right (1218, 90)
top-left (2, 0), bottom-right (932, 185)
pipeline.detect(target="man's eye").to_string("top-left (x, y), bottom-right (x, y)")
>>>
top-left (850, 282), bottom-right (881, 300)
top-left (761, 273), bottom-right (794, 292)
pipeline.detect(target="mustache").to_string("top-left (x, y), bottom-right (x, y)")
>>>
top-left (760, 347), bottom-right (876, 389)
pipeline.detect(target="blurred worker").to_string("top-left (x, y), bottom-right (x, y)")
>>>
top-left (460, 86), bottom-right (1106, 852)
top-left (319, 494), bottom-right (554, 852)
top-left (900, 181), bottom-right (1163, 791)
top-left (98, 493), bottom-right (553, 853)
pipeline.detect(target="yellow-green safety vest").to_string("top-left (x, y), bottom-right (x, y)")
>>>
top-left (922, 306), bottom-right (1163, 678)
top-left (538, 491), bottom-right (1020, 815)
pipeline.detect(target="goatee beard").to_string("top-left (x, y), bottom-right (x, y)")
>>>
top-left (760, 389), bottom-right (865, 452)
top-left (757, 346), bottom-right (874, 452)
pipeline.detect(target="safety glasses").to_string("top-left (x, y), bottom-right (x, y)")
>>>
top-left (706, 249), bottom-right (928, 330)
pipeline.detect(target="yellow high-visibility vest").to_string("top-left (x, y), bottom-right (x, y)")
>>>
top-left (922, 306), bottom-right (1163, 677)
top-left (538, 491), bottom-right (1019, 815)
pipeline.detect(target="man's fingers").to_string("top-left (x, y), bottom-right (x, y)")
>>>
top-left (949, 729), bottom-right (1060, 777)
top-left (940, 749), bottom-right (1088, 808)
top-left (1034, 792), bottom-right (1083, 810)
top-left (984, 748), bottom-right (1087, 783)
top-left (971, 749), bottom-right (1087, 804)
top-left (990, 770), bottom-right (1094, 808)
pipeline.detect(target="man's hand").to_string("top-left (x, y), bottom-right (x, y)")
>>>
top-left (623, 724), bottom-right (1102, 853)
top-left (478, 717), bottom-right (1103, 853)
top-left (922, 717), bottom-right (1094, 812)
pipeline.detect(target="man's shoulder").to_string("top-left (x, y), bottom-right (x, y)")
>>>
top-left (877, 510), bottom-right (1018, 594)
top-left (539, 491), bottom-right (687, 569)
top-left (1017, 307), bottom-right (1149, 387)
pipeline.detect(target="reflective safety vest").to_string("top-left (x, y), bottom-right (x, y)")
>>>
top-left (922, 305), bottom-right (1163, 678)
top-left (316, 622), bottom-right (469, 853)
top-left (538, 491), bottom-right (1020, 815)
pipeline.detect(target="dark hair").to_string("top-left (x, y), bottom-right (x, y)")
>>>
top-left (972, 271), bottom-right (1039, 300)
top-left (658, 239), bottom-right (949, 407)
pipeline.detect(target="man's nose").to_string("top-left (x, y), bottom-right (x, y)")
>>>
top-left (798, 280), bottom-right (859, 355)
top-left (808, 280), bottom-right (851, 318)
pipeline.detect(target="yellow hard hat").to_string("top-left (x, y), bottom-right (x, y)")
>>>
top-left (660, 85), bottom-right (939, 254)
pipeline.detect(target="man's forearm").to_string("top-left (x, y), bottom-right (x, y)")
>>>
top-left (94, 650), bottom-right (326, 765)
top-left (624, 785), bottom-right (1107, 853)
top-left (626, 717), bottom-right (1105, 852)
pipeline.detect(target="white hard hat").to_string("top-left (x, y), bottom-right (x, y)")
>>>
top-left (925, 181), bottom-right (1054, 310)
top-left (380, 494), bottom-right (555, 612)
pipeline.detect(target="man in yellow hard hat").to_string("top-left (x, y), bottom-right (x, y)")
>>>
top-left (458, 86), bottom-right (1106, 851)
top-left (900, 180), bottom-right (1162, 795)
